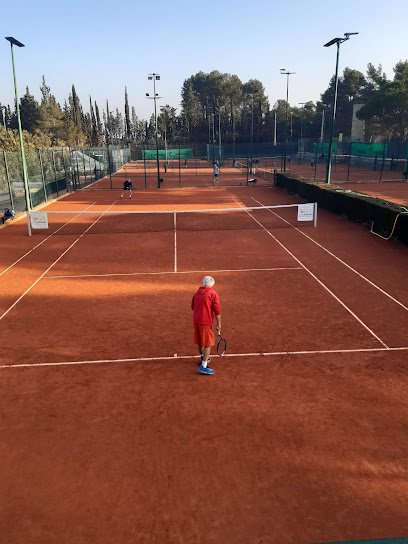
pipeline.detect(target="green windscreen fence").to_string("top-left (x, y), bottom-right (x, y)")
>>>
top-left (350, 142), bottom-right (388, 157)
top-left (314, 142), bottom-right (338, 155)
top-left (142, 148), bottom-right (193, 160)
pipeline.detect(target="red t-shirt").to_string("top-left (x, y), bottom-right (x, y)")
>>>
top-left (191, 286), bottom-right (221, 326)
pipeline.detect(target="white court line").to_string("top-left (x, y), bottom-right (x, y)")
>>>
top-left (0, 203), bottom-right (117, 322)
top-left (1, 346), bottom-right (407, 370)
top-left (0, 202), bottom-right (97, 278)
top-left (44, 267), bottom-right (302, 279)
top-left (251, 196), bottom-right (408, 313)
top-left (233, 198), bottom-right (389, 348)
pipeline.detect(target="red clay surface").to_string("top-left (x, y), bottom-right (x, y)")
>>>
top-left (1, 173), bottom-right (408, 543)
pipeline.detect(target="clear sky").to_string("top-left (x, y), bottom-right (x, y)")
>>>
top-left (1, 0), bottom-right (407, 120)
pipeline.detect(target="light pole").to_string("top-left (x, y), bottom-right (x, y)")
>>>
top-left (160, 106), bottom-right (168, 171)
top-left (280, 69), bottom-right (295, 172)
top-left (273, 111), bottom-right (277, 146)
top-left (6, 36), bottom-right (31, 235)
top-left (299, 102), bottom-right (306, 161)
top-left (218, 110), bottom-right (222, 163)
top-left (320, 104), bottom-right (327, 143)
top-left (211, 113), bottom-right (216, 165)
top-left (146, 73), bottom-right (161, 188)
top-left (324, 32), bottom-right (358, 184)
top-left (290, 112), bottom-right (293, 140)
top-left (1, 106), bottom-right (7, 131)
top-left (247, 92), bottom-right (257, 175)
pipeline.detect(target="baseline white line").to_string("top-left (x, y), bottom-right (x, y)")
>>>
top-left (0, 202), bottom-right (117, 322)
top-left (0, 202), bottom-right (97, 278)
top-left (1, 346), bottom-right (407, 370)
top-left (233, 198), bottom-right (389, 348)
top-left (251, 196), bottom-right (408, 312)
top-left (174, 211), bottom-right (177, 273)
top-left (44, 267), bottom-right (302, 279)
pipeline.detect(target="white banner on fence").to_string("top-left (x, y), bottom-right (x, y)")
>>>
top-left (297, 203), bottom-right (315, 222)
top-left (31, 212), bottom-right (49, 229)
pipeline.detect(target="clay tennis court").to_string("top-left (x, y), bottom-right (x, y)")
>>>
top-left (1, 171), bottom-right (408, 543)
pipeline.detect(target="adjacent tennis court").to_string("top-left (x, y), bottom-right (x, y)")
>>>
top-left (1, 173), bottom-right (407, 543)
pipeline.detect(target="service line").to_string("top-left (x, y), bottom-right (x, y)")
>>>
top-left (1, 346), bottom-right (407, 370)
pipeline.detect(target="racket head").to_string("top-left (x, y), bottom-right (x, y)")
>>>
top-left (217, 336), bottom-right (227, 356)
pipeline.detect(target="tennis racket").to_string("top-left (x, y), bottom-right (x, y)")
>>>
top-left (217, 334), bottom-right (227, 356)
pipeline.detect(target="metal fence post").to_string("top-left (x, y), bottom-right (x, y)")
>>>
top-left (51, 149), bottom-right (59, 197)
top-left (38, 149), bottom-right (48, 201)
top-left (3, 150), bottom-right (14, 209)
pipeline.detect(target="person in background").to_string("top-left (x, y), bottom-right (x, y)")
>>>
top-left (191, 276), bottom-right (221, 375)
top-left (213, 163), bottom-right (220, 185)
top-left (121, 179), bottom-right (132, 199)
top-left (2, 208), bottom-right (15, 224)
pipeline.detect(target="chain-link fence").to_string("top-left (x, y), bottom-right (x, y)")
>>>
top-left (0, 145), bottom-right (131, 213)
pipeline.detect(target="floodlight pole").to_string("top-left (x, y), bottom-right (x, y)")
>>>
top-left (1, 106), bottom-right (7, 131)
top-left (160, 106), bottom-right (168, 169)
top-left (320, 105), bottom-right (326, 142)
top-left (324, 33), bottom-right (358, 184)
top-left (246, 92), bottom-right (257, 173)
top-left (299, 102), bottom-right (306, 161)
top-left (280, 69), bottom-right (295, 172)
top-left (6, 36), bottom-right (31, 235)
top-left (273, 112), bottom-right (277, 146)
top-left (147, 73), bottom-right (161, 188)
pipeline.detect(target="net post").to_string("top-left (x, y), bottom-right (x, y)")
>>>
top-left (313, 202), bottom-right (318, 227)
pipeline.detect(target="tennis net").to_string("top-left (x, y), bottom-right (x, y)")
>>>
top-left (235, 162), bottom-right (276, 185)
top-left (30, 203), bottom-right (317, 236)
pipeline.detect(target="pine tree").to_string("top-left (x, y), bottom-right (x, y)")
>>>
top-left (89, 96), bottom-right (99, 146)
top-left (124, 87), bottom-right (131, 140)
top-left (38, 76), bottom-right (64, 145)
top-left (19, 87), bottom-right (40, 132)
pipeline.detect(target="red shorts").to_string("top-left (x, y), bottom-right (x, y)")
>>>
top-left (194, 324), bottom-right (215, 347)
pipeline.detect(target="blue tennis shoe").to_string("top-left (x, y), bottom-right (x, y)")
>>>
top-left (199, 365), bottom-right (215, 375)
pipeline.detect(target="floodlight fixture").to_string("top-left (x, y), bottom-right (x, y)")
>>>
top-left (5, 36), bottom-right (31, 234)
top-left (5, 36), bottom-right (24, 47)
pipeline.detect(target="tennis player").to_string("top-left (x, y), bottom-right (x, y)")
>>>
top-left (191, 276), bottom-right (221, 375)
top-left (213, 163), bottom-right (220, 185)
top-left (121, 179), bottom-right (132, 199)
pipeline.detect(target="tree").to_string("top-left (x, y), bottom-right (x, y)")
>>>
top-left (37, 76), bottom-right (65, 145)
top-left (19, 87), bottom-right (40, 132)
top-left (321, 68), bottom-right (367, 137)
top-left (358, 60), bottom-right (408, 140)
top-left (124, 87), bottom-right (131, 141)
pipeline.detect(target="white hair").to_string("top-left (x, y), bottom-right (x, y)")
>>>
top-left (202, 276), bottom-right (215, 287)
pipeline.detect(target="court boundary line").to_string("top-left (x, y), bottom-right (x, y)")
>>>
top-left (233, 198), bottom-right (389, 348)
top-left (251, 196), bottom-right (408, 313)
top-left (0, 202), bottom-right (98, 278)
top-left (0, 203), bottom-right (117, 322)
top-left (43, 267), bottom-right (303, 280)
top-left (1, 346), bottom-right (407, 370)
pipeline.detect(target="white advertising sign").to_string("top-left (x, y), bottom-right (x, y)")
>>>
top-left (31, 212), bottom-right (49, 229)
top-left (297, 203), bottom-right (315, 222)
